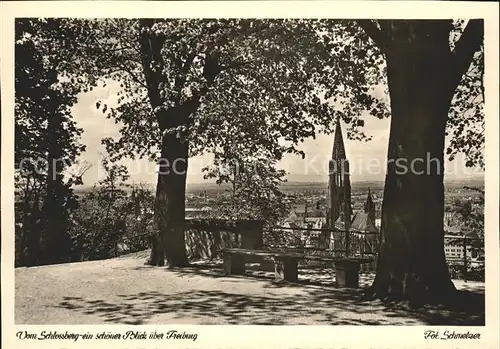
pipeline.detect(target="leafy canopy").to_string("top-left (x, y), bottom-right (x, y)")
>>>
top-left (58, 19), bottom-right (385, 169)
top-left (31, 18), bottom-right (484, 182)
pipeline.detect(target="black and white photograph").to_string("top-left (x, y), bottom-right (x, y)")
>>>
top-left (1, 1), bottom-right (499, 348)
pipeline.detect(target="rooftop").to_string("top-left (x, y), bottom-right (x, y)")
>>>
top-left (350, 212), bottom-right (378, 234)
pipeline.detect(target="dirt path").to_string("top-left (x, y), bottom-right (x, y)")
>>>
top-left (15, 257), bottom-right (485, 325)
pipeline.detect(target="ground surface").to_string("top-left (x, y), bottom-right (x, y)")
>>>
top-left (15, 252), bottom-right (485, 325)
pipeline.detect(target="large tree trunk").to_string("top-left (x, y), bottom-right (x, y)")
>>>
top-left (138, 20), bottom-right (221, 267)
top-left (369, 24), bottom-right (460, 306)
top-left (148, 111), bottom-right (189, 268)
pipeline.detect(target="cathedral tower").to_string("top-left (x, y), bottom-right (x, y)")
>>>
top-left (364, 187), bottom-right (376, 224)
top-left (328, 117), bottom-right (352, 228)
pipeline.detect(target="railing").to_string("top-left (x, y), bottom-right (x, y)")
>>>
top-left (264, 225), bottom-right (380, 258)
top-left (263, 225), bottom-right (379, 271)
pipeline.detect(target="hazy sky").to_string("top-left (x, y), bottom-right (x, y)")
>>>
top-left (72, 83), bottom-right (484, 186)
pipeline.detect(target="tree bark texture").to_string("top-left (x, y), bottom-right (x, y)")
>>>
top-left (148, 107), bottom-right (190, 267)
top-left (362, 20), bottom-right (483, 305)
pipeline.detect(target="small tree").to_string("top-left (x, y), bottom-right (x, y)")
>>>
top-left (70, 159), bottom-right (131, 260)
top-left (124, 183), bottom-right (156, 253)
top-left (452, 186), bottom-right (485, 247)
top-left (204, 157), bottom-right (292, 225)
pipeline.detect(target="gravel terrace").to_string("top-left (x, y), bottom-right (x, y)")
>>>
top-left (15, 253), bottom-right (485, 325)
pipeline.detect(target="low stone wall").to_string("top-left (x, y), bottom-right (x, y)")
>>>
top-left (184, 219), bottom-right (264, 260)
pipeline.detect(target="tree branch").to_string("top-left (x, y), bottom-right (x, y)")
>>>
top-left (356, 20), bottom-right (390, 51)
top-left (86, 29), bottom-right (148, 90)
top-left (174, 51), bottom-right (197, 103)
top-left (222, 59), bottom-right (252, 72)
top-left (450, 19), bottom-right (484, 90)
top-left (114, 64), bottom-right (148, 89)
top-left (203, 51), bottom-right (222, 83)
top-left (181, 51), bottom-right (223, 118)
top-left (181, 52), bottom-right (197, 76)
top-left (138, 19), bottom-right (168, 128)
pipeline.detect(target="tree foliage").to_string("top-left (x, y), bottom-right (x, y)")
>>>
top-left (62, 18), bottom-right (483, 188)
top-left (69, 160), bottom-right (154, 260)
top-left (204, 157), bottom-right (293, 225)
top-left (48, 19), bottom-right (384, 166)
top-left (353, 19), bottom-right (484, 168)
top-left (452, 186), bottom-right (485, 238)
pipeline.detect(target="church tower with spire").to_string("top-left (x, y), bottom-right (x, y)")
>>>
top-left (364, 188), bottom-right (376, 224)
top-left (328, 117), bottom-right (352, 229)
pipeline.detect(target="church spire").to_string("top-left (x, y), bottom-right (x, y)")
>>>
top-left (332, 116), bottom-right (346, 160)
top-left (327, 116), bottom-right (351, 228)
top-left (364, 187), bottom-right (376, 224)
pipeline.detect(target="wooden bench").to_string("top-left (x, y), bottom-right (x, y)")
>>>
top-left (222, 248), bottom-right (373, 288)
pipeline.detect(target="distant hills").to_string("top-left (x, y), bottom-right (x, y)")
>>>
top-left (276, 177), bottom-right (484, 192)
top-left (73, 176), bottom-right (484, 195)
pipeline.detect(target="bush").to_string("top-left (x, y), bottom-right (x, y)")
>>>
top-left (68, 164), bottom-right (155, 261)
top-left (448, 263), bottom-right (484, 282)
top-left (263, 228), bottom-right (303, 249)
top-left (467, 265), bottom-right (485, 282)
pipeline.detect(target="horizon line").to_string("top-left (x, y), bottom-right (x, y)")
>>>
top-left (74, 176), bottom-right (485, 189)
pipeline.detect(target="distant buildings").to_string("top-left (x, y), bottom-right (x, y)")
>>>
top-left (443, 229), bottom-right (484, 267)
top-left (185, 207), bottom-right (212, 219)
top-left (283, 202), bottom-right (327, 247)
top-left (286, 202), bottom-right (326, 228)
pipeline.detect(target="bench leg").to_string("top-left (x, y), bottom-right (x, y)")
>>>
top-left (223, 254), bottom-right (245, 275)
top-left (275, 257), bottom-right (298, 282)
top-left (334, 262), bottom-right (360, 288)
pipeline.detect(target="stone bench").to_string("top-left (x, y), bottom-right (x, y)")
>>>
top-left (222, 248), bottom-right (373, 288)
